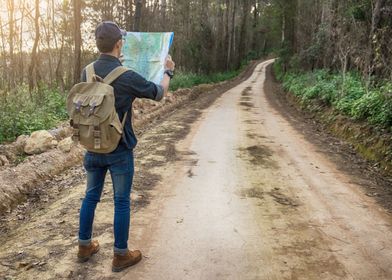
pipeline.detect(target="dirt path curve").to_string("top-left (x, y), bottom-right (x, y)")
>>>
top-left (1, 60), bottom-right (392, 280)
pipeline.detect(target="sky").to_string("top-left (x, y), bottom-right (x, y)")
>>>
top-left (0, 0), bottom-right (95, 52)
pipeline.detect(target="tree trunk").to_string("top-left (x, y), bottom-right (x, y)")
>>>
top-left (231, 0), bottom-right (237, 67)
top-left (73, 0), bottom-right (82, 84)
top-left (239, 0), bottom-right (251, 63)
top-left (124, 0), bottom-right (134, 31)
top-left (226, 0), bottom-right (232, 70)
top-left (19, 0), bottom-right (25, 84)
top-left (161, 0), bottom-right (167, 26)
top-left (56, 34), bottom-right (65, 91)
top-left (134, 0), bottom-right (143, 31)
top-left (367, 0), bottom-right (386, 76)
top-left (0, 16), bottom-right (7, 91)
top-left (28, 0), bottom-right (40, 94)
top-left (7, 0), bottom-right (15, 88)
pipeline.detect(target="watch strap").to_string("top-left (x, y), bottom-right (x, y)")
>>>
top-left (164, 69), bottom-right (174, 79)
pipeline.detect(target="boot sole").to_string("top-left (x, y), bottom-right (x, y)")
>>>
top-left (112, 259), bottom-right (141, 272)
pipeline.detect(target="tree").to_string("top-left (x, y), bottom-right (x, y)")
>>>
top-left (28, 0), bottom-right (40, 93)
top-left (134, 0), bottom-right (143, 31)
top-left (73, 0), bottom-right (82, 84)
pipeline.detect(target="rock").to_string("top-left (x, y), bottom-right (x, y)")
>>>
top-left (49, 126), bottom-right (73, 141)
top-left (58, 137), bottom-right (73, 153)
top-left (0, 155), bottom-right (9, 166)
top-left (24, 131), bottom-right (58, 155)
top-left (14, 135), bottom-right (29, 153)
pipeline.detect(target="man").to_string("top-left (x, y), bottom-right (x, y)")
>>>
top-left (77, 21), bottom-right (175, 272)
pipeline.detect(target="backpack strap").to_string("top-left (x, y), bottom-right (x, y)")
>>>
top-left (86, 63), bottom-right (95, 82)
top-left (103, 66), bottom-right (129, 84)
top-left (119, 111), bottom-right (129, 144)
top-left (121, 112), bottom-right (128, 128)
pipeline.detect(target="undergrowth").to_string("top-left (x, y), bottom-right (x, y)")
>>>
top-left (274, 59), bottom-right (392, 130)
top-left (0, 60), bottom-right (256, 144)
top-left (169, 70), bottom-right (240, 91)
top-left (0, 85), bottom-right (68, 143)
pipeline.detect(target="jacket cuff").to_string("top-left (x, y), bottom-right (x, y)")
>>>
top-left (155, 84), bottom-right (164, 101)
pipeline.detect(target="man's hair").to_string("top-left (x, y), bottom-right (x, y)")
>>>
top-left (96, 37), bottom-right (120, 53)
top-left (94, 21), bottom-right (125, 53)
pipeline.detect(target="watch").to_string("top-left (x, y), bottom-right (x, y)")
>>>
top-left (164, 69), bottom-right (174, 79)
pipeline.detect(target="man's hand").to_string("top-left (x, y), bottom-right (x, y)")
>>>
top-left (165, 55), bottom-right (175, 71)
top-left (159, 54), bottom-right (175, 99)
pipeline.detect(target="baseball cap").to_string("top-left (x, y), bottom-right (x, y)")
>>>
top-left (95, 21), bottom-right (127, 51)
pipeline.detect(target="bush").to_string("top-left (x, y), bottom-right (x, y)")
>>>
top-left (0, 65), bottom-right (250, 144)
top-left (277, 65), bottom-right (392, 129)
top-left (169, 70), bottom-right (239, 91)
top-left (0, 85), bottom-right (68, 143)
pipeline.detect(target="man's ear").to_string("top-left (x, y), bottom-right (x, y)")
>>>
top-left (117, 39), bottom-right (123, 49)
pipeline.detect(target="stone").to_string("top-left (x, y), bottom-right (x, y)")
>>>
top-left (0, 155), bottom-right (9, 166)
top-left (14, 135), bottom-right (29, 153)
top-left (58, 137), bottom-right (73, 153)
top-left (24, 130), bottom-right (58, 155)
top-left (49, 126), bottom-right (73, 140)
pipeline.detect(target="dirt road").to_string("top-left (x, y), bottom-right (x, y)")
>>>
top-left (1, 60), bottom-right (392, 280)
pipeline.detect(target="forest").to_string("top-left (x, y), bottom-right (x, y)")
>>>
top-left (0, 0), bottom-right (392, 143)
top-left (0, 0), bottom-right (279, 143)
top-left (1, 1), bottom-right (392, 278)
top-left (274, 0), bottom-right (392, 129)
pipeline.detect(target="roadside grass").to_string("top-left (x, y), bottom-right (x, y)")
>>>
top-left (274, 60), bottom-right (392, 130)
top-left (0, 64), bottom-right (252, 144)
top-left (0, 85), bottom-right (68, 143)
top-left (169, 70), bottom-right (240, 91)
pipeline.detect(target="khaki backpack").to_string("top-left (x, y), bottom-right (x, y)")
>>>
top-left (67, 63), bottom-right (129, 154)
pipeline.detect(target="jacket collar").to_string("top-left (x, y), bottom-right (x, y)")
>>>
top-left (98, 54), bottom-right (121, 65)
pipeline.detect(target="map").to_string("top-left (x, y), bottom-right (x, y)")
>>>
top-left (121, 32), bottom-right (174, 84)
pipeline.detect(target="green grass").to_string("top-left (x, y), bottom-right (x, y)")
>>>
top-left (0, 85), bottom-right (68, 143)
top-left (0, 67), bottom-right (249, 144)
top-left (274, 60), bottom-right (392, 129)
top-left (169, 70), bottom-right (240, 91)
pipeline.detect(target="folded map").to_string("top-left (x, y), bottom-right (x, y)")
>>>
top-left (122, 32), bottom-right (174, 84)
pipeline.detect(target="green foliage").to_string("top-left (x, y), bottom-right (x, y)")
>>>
top-left (352, 83), bottom-right (392, 126)
top-left (273, 58), bottom-right (286, 81)
top-left (0, 65), bottom-right (250, 144)
top-left (169, 70), bottom-right (239, 92)
top-left (334, 73), bottom-right (366, 114)
top-left (278, 66), bottom-right (392, 129)
top-left (0, 86), bottom-right (68, 143)
top-left (348, 1), bottom-right (372, 22)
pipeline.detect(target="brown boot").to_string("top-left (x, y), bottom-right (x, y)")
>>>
top-left (77, 240), bottom-right (100, 262)
top-left (112, 249), bottom-right (142, 272)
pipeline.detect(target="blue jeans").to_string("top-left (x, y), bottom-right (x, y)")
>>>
top-left (78, 148), bottom-right (134, 254)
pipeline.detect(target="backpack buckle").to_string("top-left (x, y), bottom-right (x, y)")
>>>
top-left (75, 100), bottom-right (82, 112)
top-left (88, 102), bottom-right (97, 117)
top-left (94, 138), bottom-right (101, 149)
top-left (72, 125), bottom-right (80, 142)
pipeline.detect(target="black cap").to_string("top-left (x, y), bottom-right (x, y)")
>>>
top-left (95, 21), bottom-right (126, 52)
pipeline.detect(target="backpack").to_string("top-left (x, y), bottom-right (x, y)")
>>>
top-left (67, 63), bottom-right (129, 154)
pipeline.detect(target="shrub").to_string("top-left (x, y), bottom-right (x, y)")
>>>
top-left (169, 70), bottom-right (239, 91)
top-left (277, 64), bottom-right (392, 129)
top-left (0, 65), bottom-right (250, 143)
top-left (0, 85), bottom-right (67, 143)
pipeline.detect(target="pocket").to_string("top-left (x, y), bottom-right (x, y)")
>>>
top-left (83, 152), bottom-right (97, 171)
top-left (108, 151), bottom-right (133, 175)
